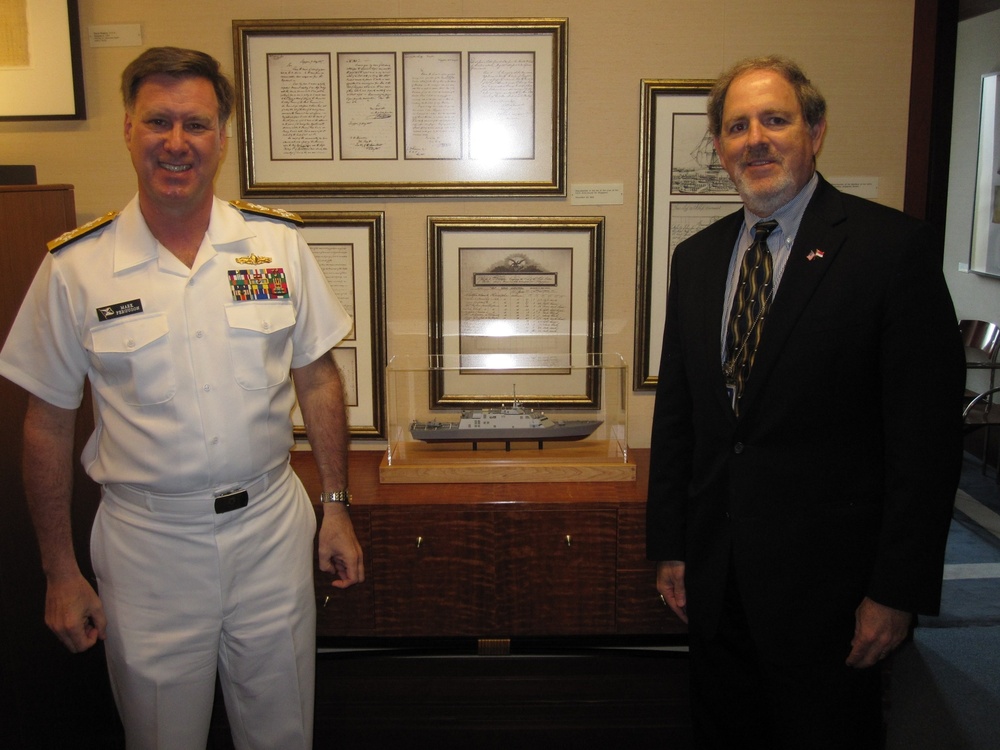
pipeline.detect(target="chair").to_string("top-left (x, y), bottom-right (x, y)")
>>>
top-left (964, 386), bottom-right (1000, 482)
top-left (960, 320), bottom-right (1000, 480)
top-left (960, 319), bottom-right (1000, 389)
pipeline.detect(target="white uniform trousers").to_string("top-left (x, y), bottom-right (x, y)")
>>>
top-left (92, 463), bottom-right (317, 749)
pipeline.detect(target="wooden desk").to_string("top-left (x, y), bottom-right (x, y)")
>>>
top-left (292, 448), bottom-right (692, 748)
top-left (293, 448), bottom-right (686, 648)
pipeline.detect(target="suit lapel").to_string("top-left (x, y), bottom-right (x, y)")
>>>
top-left (737, 179), bottom-right (848, 415)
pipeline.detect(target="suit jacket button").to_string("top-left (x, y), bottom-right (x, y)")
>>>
top-left (733, 442), bottom-right (745, 454)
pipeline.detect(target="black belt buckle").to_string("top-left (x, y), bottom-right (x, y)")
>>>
top-left (214, 489), bottom-right (249, 514)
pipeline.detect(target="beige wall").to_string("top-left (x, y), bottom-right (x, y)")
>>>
top-left (0, 0), bottom-right (916, 449)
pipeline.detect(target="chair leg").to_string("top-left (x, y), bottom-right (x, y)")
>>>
top-left (995, 429), bottom-right (1000, 484)
top-left (982, 428), bottom-right (990, 477)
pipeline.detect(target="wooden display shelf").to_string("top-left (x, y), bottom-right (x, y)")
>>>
top-left (379, 440), bottom-right (635, 483)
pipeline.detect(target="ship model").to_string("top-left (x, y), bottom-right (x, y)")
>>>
top-left (410, 396), bottom-right (602, 451)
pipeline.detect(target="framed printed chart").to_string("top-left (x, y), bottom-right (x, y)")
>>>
top-left (633, 79), bottom-right (740, 389)
top-left (0, 0), bottom-right (86, 120)
top-left (291, 211), bottom-right (387, 440)
top-left (428, 216), bottom-right (605, 409)
top-left (232, 18), bottom-right (567, 197)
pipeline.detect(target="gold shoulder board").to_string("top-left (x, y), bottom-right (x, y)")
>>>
top-left (47, 211), bottom-right (119, 253)
top-left (229, 199), bottom-right (303, 226)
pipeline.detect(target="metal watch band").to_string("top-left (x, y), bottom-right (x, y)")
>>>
top-left (319, 489), bottom-right (351, 507)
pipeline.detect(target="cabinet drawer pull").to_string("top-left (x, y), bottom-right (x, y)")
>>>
top-left (323, 595), bottom-right (330, 608)
top-left (416, 535), bottom-right (423, 549)
top-left (565, 534), bottom-right (572, 547)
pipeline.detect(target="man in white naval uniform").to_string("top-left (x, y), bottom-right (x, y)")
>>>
top-left (0, 47), bottom-right (365, 748)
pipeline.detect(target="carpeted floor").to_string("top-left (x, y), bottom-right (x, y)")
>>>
top-left (921, 488), bottom-right (1000, 628)
top-left (885, 454), bottom-right (1000, 749)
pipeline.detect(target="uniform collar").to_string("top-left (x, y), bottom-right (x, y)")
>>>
top-left (112, 196), bottom-right (158, 273)
top-left (206, 197), bottom-right (256, 247)
top-left (113, 196), bottom-right (254, 274)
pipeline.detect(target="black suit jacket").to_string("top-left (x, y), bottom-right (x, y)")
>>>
top-left (646, 176), bottom-right (965, 659)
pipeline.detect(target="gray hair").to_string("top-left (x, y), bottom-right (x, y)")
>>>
top-left (707, 55), bottom-right (826, 137)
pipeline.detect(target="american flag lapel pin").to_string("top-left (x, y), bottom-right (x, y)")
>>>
top-left (806, 249), bottom-right (825, 261)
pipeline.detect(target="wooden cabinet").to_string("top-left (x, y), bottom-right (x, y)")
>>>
top-left (373, 508), bottom-right (496, 635)
top-left (0, 186), bottom-right (121, 747)
top-left (297, 449), bottom-right (686, 643)
top-left (616, 506), bottom-right (679, 633)
top-left (0, 185), bottom-right (76, 342)
top-left (497, 508), bottom-right (618, 635)
top-left (315, 510), bottom-right (375, 634)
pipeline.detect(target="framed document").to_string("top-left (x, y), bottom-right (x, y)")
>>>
top-left (291, 211), bottom-right (387, 439)
top-left (971, 72), bottom-right (1000, 279)
top-left (0, 0), bottom-right (85, 120)
top-left (633, 79), bottom-right (740, 389)
top-left (232, 18), bottom-right (567, 197)
top-left (428, 216), bottom-right (605, 409)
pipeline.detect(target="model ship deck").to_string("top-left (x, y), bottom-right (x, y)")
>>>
top-left (410, 403), bottom-right (602, 448)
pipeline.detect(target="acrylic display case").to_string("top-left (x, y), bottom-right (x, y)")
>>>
top-left (379, 352), bottom-right (632, 483)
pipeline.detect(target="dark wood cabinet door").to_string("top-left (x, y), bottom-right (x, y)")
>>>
top-left (615, 569), bottom-right (687, 634)
top-left (371, 509), bottom-right (497, 636)
top-left (615, 507), bottom-right (687, 634)
top-left (315, 510), bottom-right (375, 636)
top-left (615, 506), bottom-right (649, 568)
top-left (496, 509), bottom-right (617, 635)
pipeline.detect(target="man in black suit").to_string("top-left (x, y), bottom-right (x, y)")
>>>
top-left (646, 55), bottom-right (965, 748)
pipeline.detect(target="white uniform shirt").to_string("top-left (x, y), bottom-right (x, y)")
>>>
top-left (0, 196), bottom-right (351, 493)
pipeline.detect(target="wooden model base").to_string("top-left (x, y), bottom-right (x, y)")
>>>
top-left (379, 440), bottom-right (635, 483)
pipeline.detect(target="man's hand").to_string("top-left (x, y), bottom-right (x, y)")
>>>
top-left (846, 597), bottom-right (912, 668)
top-left (22, 396), bottom-right (104, 653)
top-left (656, 560), bottom-right (688, 624)
top-left (45, 572), bottom-right (106, 653)
top-left (317, 505), bottom-right (365, 588)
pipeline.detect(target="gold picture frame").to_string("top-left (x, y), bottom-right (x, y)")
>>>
top-left (232, 18), bottom-right (567, 197)
top-left (291, 211), bottom-right (387, 440)
top-left (633, 79), bottom-right (739, 389)
top-left (428, 215), bottom-right (605, 409)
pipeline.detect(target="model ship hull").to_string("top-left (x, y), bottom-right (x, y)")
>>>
top-left (410, 403), bottom-right (602, 448)
top-left (410, 419), bottom-right (603, 443)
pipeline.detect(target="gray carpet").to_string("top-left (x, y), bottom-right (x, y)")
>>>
top-left (887, 627), bottom-right (1000, 749)
top-left (885, 456), bottom-right (1000, 749)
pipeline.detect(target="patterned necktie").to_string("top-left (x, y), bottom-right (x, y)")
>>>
top-left (724, 219), bottom-right (779, 414)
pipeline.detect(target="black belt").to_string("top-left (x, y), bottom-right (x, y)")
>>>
top-left (213, 489), bottom-right (249, 514)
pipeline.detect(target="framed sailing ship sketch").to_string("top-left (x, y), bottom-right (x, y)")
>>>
top-left (232, 18), bottom-right (567, 197)
top-left (633, 79), bottom-right (739, 389)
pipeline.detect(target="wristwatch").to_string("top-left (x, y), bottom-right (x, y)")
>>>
top-left (319, 489), bottom-right (351, 507)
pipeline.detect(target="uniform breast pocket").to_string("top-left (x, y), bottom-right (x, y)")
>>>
top-left (224, 301), bottom-right (296, 390)
top-left (89, 314), bottom-right (176, 406)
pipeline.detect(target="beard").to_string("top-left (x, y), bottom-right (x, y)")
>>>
top-left (729, 145), bottom-right (803, 217)
top-left (732, 172), bottom-right (797, 217)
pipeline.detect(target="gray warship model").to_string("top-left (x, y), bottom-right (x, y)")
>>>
top-left (410, 398), bottom-right (602, 451)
